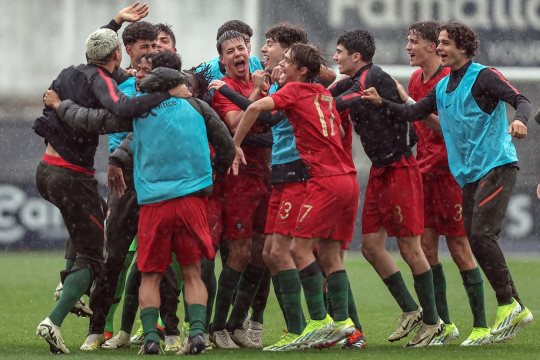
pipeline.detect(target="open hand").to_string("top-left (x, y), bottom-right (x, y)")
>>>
top-left (115, 2), bottom-right (149, 24)
top-left (107, 164), bottom-right (126, 197)
top-left (228, 145), bottom-right (247, 176)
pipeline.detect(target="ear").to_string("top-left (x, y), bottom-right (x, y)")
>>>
top-left (427, 42), bottom-right (437, 53)
top-left (299, 66), bottom-right (308, 77)
top-left (219, 55), bottom-right (224, 64)
top-left (352, 52), bottom-right (362, 62)
top-left (125, 44), bottom-right (133, 57)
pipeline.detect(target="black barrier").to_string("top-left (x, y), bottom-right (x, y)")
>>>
top-left (1, 180), bottom-right (538, 251)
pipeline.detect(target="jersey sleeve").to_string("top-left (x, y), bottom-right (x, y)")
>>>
top-left (270, 83), bottom-right (298, 111)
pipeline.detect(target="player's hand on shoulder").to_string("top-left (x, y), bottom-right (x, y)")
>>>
top-left (43, 89), bottom-right (61, 110)
top-left (169, 84), bottom-right (192, 98)
top-left (362, 87), bottom-right (383, 107)
top-left (508, 119), bottom-right (527, 139)
top-left (208, 80), bottom-right (227, 92)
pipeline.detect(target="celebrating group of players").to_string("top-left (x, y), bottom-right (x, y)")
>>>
top-left (34, 1), bottom-right (533, 355)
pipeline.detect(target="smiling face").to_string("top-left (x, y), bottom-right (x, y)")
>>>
top-left (437, 30), bottom-right (469, 70)
top-left (332, 44), bottom-right (361, 77)
top-left (406, 31), bottom-right (437, 68)
top-left (260, 37), bottom-right (288, 71)
top-left (220, 37), bottom-right (249, 80)
top-left (278, 49), bottom-right (306, 84)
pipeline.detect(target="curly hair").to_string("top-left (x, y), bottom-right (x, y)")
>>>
top-left (439, 22), bottom-right (479, 58)
top-left (144, 51), bottom-right (182, 71)
top-left (336, 29), bottom-right (375, 62)
top-left (288, 43), bottom-right (325, 83)
top-left (186, 64), bottom-right (212, 100)
top-left (264, 23), bottom-right (307, 48)
top-left (122, 21), bottom-right (158, 46)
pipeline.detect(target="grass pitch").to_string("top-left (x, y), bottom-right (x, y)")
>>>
top-left (0, 251), bottom-right (537, 359)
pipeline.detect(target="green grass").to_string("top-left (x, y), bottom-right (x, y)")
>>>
top-left (0, 251), bottom-right (537, 359)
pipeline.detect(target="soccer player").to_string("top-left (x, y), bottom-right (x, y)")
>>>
top-left (209, 30), bottom-right (271, 349)
top-left (156, 23), bottom-right (177, 53)
top-left (395, 20), bottom-right (490, 346)
top-left (34, 26), bottom-right (185, 354)
top-left (362, 21), bottom-right (533, 343)
top-left (231, 43), bottom-right (359, 351)
top-left (81, 19), bottom-right (162, 351)
top-left (330, 29), bottom-right (444, 347)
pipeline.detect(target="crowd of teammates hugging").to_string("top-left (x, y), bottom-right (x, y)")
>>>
top-left (34, 1), bottom-right (533, 355)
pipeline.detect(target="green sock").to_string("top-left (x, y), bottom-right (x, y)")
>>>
top-left (105, 302), bottom-right (119, 333)
top-left (413, 270), bottom-right (438, 325)
top-left (201, 258), bottom-right (216, 331)
top-left (227, 264), bottom-right (264, 331)
top-left (250, 268), bottom-right (271, 324)
top-left (120, 263), bottom-right (141, 333)
top-left (188, 304), bottom-right (207, 337)
top-left (299, 262), bottom-right (327, 321)
top-left (347, 279), bottom-right (363, 331)
top-left (212, 265), bottom-right (241, 331)
top-left (272, 275), bottom-right (288, 324)
top-left (49, 268), bottom-right (91, 326)
top-left (383, 271), bottom-right (418, 312)
top-left (278, 269), bottom-right (306, 335)
top-left (141, 307), bottom-right (160, 344)
top-left (461, 267), bottom-right (488, 328)
top-left (326, 270), bottom-right (349, 322)
top-left (431, 263), bottom-right (451, 324)
top-left (227, 264), bottom-right (265, 330)
top-left (324, 291), bottom-right (334, 317)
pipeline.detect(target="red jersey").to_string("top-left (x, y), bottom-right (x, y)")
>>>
top-left (338, 109), bottom-right (354, 163)
top-left (270, 82), bottom-right (356, 178)
top-left (408, 66), bottom-right (451, 174)
top-left (212, 76), bottom-right (269, 177)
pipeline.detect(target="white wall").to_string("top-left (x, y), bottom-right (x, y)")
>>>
top-left (0, 0), bottom-right (259, 106)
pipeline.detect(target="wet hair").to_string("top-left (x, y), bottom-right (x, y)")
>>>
top-left (155, 23), bottom-right (176, 47)
top-left (216, 20), bottom-right (253, 40)
top-left (408, 20), bottom-right (440, 44)
top-left (438, 22), bottom-right (479, 58)
top-left (216, 30), bottom-right (246, 55)
top-left (122, 21), bottom-right (158, 46)
top-left (264, 23), bottom-right (307, 48)
top-left (336, 29), bottom-right (375, 62)
top-left (186, 64), bottom-right (212, 100)
top-left (143, 51), bottom-right (182, 71)
top-left (288, 43), bottom-right (325, 82)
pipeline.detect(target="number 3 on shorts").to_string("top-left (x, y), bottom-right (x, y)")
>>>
top-left (298, 204), bottom-right (314, 223)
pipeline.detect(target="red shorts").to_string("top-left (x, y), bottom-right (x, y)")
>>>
top-left (362, 159), bottom-right (424, 237)
top-left (222, 173), bottom-right (269, 240)
top-left (137, 197), bottom-right (215, 272)
top-left (423, 172), bottom-right (466, 237)
top-left (265, 182), bottom-right (307, 236)
top-left (292, 174), bottom-right (359, 243)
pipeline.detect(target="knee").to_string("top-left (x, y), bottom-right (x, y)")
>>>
top-left (361, 243), bottom-right (376, 262)
top-left (262, 247), bottom-right (272, 267)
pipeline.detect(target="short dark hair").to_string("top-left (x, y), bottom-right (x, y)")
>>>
top-left (408, 20), bottom-right (440, 44)
top-left (122, 21), bottom-right (158, 46)
top-left (144, 51), bottom-right (182, 71)
top-left (264, 23), bottom-right (307, 48)
top-left (336, 29), bottom-right (375, 63)
top-left (288, 43), bottom-right (324, 82)
top-left (439, 22), bottom-right (479, 58)
top-left (216, 30), bottom-right (246, 55)
top-left (216, 20), bottom-right (253, 40)
top-left (155, 23), bottom-right (176, 47)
